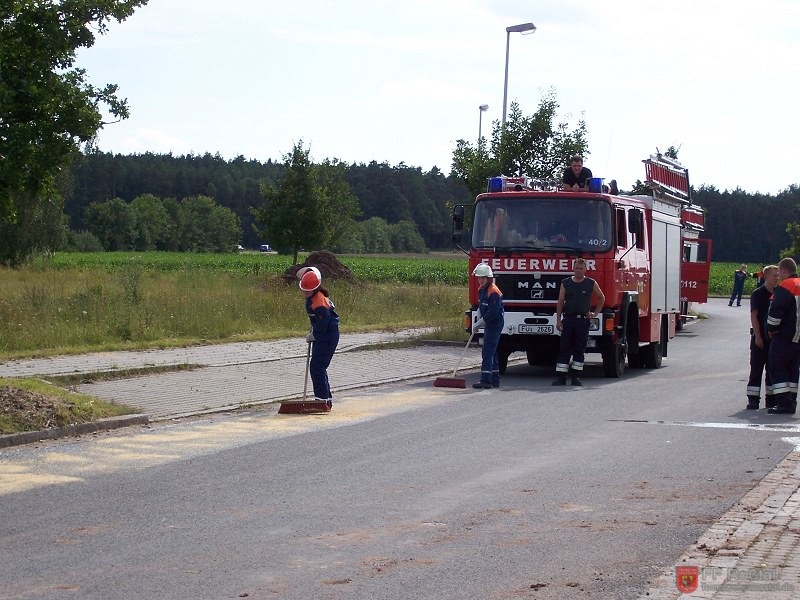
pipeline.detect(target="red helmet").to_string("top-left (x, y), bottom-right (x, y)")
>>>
top-left (297, 266), bottom-right (322, 291)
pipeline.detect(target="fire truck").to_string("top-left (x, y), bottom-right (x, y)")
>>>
top-left (452, 153), bottom-right (712, 377)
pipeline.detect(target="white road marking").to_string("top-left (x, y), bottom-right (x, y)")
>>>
top-left (610, 419), bottom-right (800, 450)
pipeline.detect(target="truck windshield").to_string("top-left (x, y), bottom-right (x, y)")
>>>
top-left (472, 197), bottom-right (613, 253)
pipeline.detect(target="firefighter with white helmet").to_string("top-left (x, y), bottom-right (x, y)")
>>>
top-left (471, 262), bottom-right (504, 389)
top-left (297, 265), bottom-right (340, 408)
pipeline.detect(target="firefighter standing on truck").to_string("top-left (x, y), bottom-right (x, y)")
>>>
top-left (553, 258), bottom-right (605, 386)
top-left (471, 263), bottom-right (504, 389)
top-left (766, 257), bottom-right (800, 415)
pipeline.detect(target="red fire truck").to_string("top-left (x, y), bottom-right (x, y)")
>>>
top-left (452, 153), bottom-right (712, 377)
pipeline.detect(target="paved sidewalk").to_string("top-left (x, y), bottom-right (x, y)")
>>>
top-left (640, 451), bottom-right (800, 599)
top-left (0, 328), bottom-right (498, 421)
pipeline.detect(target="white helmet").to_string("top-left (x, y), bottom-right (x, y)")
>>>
top-left (297, 266), bottom-right (322, 291)
top-left (472, 263), bottom-right (493, 277)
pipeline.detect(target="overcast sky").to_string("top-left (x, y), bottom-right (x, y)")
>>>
top-left (77, 0), bottom-right (799, 195)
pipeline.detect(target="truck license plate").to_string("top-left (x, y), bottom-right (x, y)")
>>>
top-left (518, 324), bottom-right (554, 335)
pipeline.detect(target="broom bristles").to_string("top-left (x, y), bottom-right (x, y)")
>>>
top-left (433, 377), bottom-right (467, 389)
top-left (278, 401), bottom-right (331, 414)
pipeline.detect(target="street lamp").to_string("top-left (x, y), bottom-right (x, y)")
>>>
top-left (502, 22), bottom-right (536, 124)
top-left (478, 104), bottom-right (489, 145)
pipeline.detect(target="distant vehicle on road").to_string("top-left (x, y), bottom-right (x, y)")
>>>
top-left (259, 244), bottom-right (272, 252)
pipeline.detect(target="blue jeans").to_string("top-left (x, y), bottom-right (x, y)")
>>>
top-left (310, 329), bottom-right (339, 400)
top-left (481, 322), bottom-right (502, 385)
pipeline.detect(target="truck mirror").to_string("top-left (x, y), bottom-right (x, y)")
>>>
top-left (453, 205), bottom-right (465, 230)
top-left (629, 209), bottom-right (643, 235)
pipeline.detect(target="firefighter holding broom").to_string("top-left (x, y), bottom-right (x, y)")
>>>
top-left (471, 263), bottom-right (504, 389)
top-left (298, 266), bottom-right (339, 409)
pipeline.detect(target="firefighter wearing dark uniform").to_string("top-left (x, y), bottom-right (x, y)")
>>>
top-left (471, 263), bottom-right (504, 389)
top-left (766, 258), bottom-right (800, 415)
top-left (299, 266), bottom-right (340, 408)
top-left (562, 155), bottom-right (593, 191)
top-left (553, 258), bottom-right (605, 386)
top-left (746, 265), bottom-right (778, 409)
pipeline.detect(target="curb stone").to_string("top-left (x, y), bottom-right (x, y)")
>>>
top-left (0, 414), bottom-right (149, 449)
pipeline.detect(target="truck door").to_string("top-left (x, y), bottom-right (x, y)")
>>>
top-left (681, 238), bottom-right (712, 302)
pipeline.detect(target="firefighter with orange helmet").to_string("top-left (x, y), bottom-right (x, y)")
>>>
top-left (298, 266), bottom-right (340, 408)
top-left (471, 263), bottom-right (504, 389)
top-left (766, 257), bottom-right (800, 415)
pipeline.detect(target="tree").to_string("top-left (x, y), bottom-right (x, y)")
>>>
top-left (131, 194), bottom-right (171, 250)
top-left (252, 142), bottom-right (360, 264)
top-left (180, 195), bottom-right (241, 252)
top-left (359, 217), bottom-right (392, 253)
top-left (0, 0), bottom-right (148, 262)
top-left (84, 198), bottom-right (137, 250)
top-left (314, 158), bottom-right (361, 250)
top-left (452, 90), bottom-right (589, 197)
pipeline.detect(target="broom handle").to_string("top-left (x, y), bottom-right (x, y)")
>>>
top-left (451, 330), bottom-right (476, 378)
top-left (302, 340), bottom-right (311, 401)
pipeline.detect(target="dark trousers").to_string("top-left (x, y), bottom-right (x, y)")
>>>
top-left (767, 337), bottom-right (800, 410)
top-left (746, 336), bottom-right (772, 401)
top-left (729, 285), bottom-right (744, 305)
top-left (310, 330), bottom-right (339, 400)
top-left (556, 316), bottom-right (590, 374)
top-left (480, 322), bottom-right (502, 385)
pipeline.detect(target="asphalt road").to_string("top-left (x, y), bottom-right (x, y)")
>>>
top-left (2, 298), bottom-right (798, 599)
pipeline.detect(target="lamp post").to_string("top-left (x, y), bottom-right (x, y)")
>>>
top-left (478, 104), bottom-right (489, 145)
top-left (502, 22), bottom-right (536, 124)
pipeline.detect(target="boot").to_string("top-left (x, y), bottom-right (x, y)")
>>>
top-left (552, 374), bottom-right (567, 386)
top-left (571, 371), bottom-right (583, 386)
top-left (746, 396), bottom-right (760, 410)
top-left (767, 393), bottom-right (796, 415)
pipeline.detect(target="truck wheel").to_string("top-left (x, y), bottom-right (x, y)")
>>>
top-left (498, 350), bottom-right (509, 375)
top-left (642, 339), bottom-right (664, 368)
top-left (602, 342), bottom-right (626, 378)
top-left (676, 300), bottom-right (688, 331)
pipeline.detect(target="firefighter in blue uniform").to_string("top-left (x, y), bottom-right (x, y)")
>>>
top-left (766, 257), bottom-right (800, 415)
top-left (553, 258), bottom-right (605, 386)
top-left (298, 266), bottom-right (340, 409)
top-left (746, 265), bottom-right (778, 409)
top-left (471, 263), bottom-right (504, 389)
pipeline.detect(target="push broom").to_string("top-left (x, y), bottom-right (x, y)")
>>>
top-left (433, 331), bottom-right (475, 388)
top-left (278, 340), bottom-right (331, 414)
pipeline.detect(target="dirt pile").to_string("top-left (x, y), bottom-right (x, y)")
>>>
top-left (282, 251), bottom-right (357, 285)
top-left (0, 386), bottom-right (72, 433)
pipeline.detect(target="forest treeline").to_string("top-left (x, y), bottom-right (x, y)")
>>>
top-left (68, 151), bottom-right (469, 252)
top-left (66, 150), bottom-right (800, 261)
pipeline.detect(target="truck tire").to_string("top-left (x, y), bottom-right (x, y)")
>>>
top-left (641, 340), bottom-right (663, 368)
top-left (498, 350), bottom-right (509, 375)
top-left (602, 341), bottom-right (626, 378)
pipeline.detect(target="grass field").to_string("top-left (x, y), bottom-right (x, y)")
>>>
top-left (0, 252), bottom-right (764, 360)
